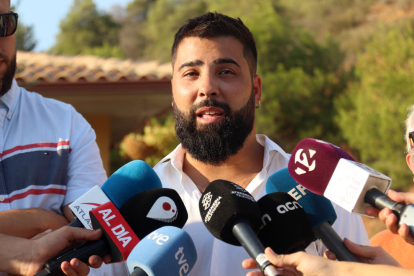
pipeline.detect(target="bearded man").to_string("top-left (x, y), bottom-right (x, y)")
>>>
top-left (153, 12), bottom-right (369, 276)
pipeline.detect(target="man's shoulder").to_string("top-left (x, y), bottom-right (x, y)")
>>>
top-left (21, 87), bottom-right (74, 112)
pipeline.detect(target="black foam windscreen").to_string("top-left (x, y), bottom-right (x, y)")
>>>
top-left (257, 192), bottom-right (314, 254)
top-left (120, 188), bottom-right (188, 239)
top-left (199, 180), bottom-right (262, 246)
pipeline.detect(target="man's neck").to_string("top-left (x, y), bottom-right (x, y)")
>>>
top-left (182, 132), bottom-right (265, 193)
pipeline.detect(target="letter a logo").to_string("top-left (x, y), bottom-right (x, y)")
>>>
top-left (294, 149), bottom-right (316, 175)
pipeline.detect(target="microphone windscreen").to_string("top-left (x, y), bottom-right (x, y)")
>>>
top-left (257, 192), bottom-right (314, 254)
top-left (267, 168), bottom-right (337, 231)
top-left (199, 180), bottom-right (261, 246)
top-left (126, 226), bottom-right (197, 276)
top-left (102, 160), bottom-right (162, 208)
top-left (287, 138), bottom-right (354, 195)
top-left (120, 188), bottom-right (188, 239)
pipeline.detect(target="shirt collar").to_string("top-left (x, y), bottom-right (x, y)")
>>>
top-left (156, 134), bottom-right (290, 173)
top-left (0, 79), bottom-right (20, 118)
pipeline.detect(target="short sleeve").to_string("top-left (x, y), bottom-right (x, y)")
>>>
top-left (64, 106), bottom-right (107, 206)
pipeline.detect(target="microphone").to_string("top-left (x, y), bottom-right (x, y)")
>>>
top-left (287, 138), bottom-right (414, 232)
top-left (199, 180), bottom-right (282, 276)
top-left (257, 192), bottom-right (314, 254)
top-left (69, 160), bottom-right (162, 229)
top-left (37, 188), bottom-right (188, 276)
top-left (126, 226), bottom-right (197, 276)
top-left (267, 168), bottom-right (360, 262)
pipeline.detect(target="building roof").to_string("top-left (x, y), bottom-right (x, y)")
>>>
top-left (15, 51), bottom-right (173, 85)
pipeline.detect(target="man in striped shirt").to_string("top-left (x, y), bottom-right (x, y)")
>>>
top-left (0, 1), bottom-right (128, 275)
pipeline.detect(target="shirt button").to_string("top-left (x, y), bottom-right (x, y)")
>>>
top-left (7, 112), bottom-right (11, 117)
top-left (0, 196), bottom-right (4, 202)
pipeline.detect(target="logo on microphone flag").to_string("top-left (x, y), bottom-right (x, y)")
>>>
top-left (147, 196), bottom-right (178, 223)
top-left (294, 149), bottom-right (316, 175)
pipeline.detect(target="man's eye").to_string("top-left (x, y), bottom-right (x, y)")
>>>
top-left (219, 70), bottom-right (234, 75)
top-left (184, 71), bottom-right (198, 77)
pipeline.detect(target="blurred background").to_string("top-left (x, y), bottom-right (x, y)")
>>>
top-left (12, 0), bottom-right (414, 237)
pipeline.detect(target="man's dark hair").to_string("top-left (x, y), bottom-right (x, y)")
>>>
top-left (172, 12), bottom-right (258, 76)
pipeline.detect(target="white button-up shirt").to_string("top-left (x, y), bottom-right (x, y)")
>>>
top-left (154, 134), bottom-right (369, 276)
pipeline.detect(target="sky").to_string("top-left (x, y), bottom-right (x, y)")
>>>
top-left (15, 0), bottom-right (131, 52)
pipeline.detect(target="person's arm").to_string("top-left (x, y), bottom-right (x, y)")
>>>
top-left (0, 208), bottom-right (69, 238)
top-left (243, 247), bottom-right (414, 276)
top-left (1, 226), bottom-right (108, 276)
top-left (365, 190), bottom-right (414, 245)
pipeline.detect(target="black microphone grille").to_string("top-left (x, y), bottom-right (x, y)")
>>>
top-left (199, 180), bottom-right (261, 245)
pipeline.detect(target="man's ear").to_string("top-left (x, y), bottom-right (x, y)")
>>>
top-left (253, 74), bottom-right (262, 103)
top-left (406, 154), bottom-right (414, 174)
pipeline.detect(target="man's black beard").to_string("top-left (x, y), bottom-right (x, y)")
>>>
top-left (173, 90), bottom-right (255, 166)
top-left (0, 52), bottom-right (16, 97)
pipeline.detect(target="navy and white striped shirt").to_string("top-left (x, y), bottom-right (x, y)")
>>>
top-left (0, 79), bottom-right (107, 214)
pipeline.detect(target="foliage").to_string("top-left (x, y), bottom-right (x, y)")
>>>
top-left (336, 25), bottom-right (414, 189)
top-left (120, 114), bottom-right (179, 167)
top-left (12, 2), bottom-right (37, 51)
top-left (50, 0), bottom-right (121, 57)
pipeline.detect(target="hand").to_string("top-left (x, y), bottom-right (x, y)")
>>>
top-left (365, 190), bottom-right (414, 245)
top-left (342, 238), bottom-right (401, 267)
top-left (242, 248), bottom-right (337, 276)
top-left (20, 226), bottom-right (110, 276)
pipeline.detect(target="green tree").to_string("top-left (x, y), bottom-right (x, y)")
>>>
top-left (16, 24), bottom-right (36, 51)
top-left (11, 2), bottom-right (37, 51)
top-left (51, 0), bottom-right (122, 57)
top-left (336, 25), bottom-right (414, 190)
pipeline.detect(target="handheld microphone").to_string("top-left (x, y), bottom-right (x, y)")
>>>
top-left (267, 168), bottom-right (360, 262)
top-left (287, 138), bottom-right (414, 232)
top-left (37, 188), bottom-right (188, 276)
top-left (199, 180), bottom-right (282, 276)
top-left (257, 192), bottom-right (314, 254)
top-left (127, 226), bottom-right (197, 276)
top-left (69, 160), bottom-right (162, 229)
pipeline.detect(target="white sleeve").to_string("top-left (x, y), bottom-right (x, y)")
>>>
top-left (316, 202), bottom-right (370, 256)
top-left (64, 106), bottom-right (107, 206)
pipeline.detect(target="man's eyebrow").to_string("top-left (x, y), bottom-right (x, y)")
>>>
top-left (178, 60), bottom-right (204, 71)
top-left (214, 58), bottom-right (241, 68)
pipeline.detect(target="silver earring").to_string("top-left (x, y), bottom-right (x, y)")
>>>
top-left (255, 101), bottom-right (261, 109)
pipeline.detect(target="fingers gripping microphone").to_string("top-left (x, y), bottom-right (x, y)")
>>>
top-left (127, 226), bottom-right (197, 276)
top-left (69, 160), bottom-right (162, 229)
top-left (257, 192), bottom-right (314, 254)
top-left (288, 139), bottom-right (414, 233)
top-left (37, 188), bottom-right (188, 276)
top-left (199, 180), bottom-right (282, 276)
top-left (267, 168), bottom-right (359, 262)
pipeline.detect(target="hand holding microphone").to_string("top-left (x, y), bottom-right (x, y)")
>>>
top-left (36, 188), bottom-right (188, 276)
top-left (287, 138), bottom-right (414, 236)
top-left (366, 189), bottom-right (414, 245)
top-left (243, 239), bottom-right (403, 276)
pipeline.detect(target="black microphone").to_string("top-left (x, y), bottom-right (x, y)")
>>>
top-left (36, 188), bottom-right (188, 276)
top-left (257, 192), bottom-right (314, 254)
top-left (199, 180), bottom-right (282, 276)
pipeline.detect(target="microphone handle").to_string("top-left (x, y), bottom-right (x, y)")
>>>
top-left (314, 222), bottom-right (360, 262)
top-left (130, 267), bottom-right (149, 276)
top-left (35, 239), bottom-right (110, 276)
top-left (364, 188), bottom-right (404, 219)
top-left (232, 219), bottom-right (282, 276)
top-left (68, 219), bottom-right (84, 228)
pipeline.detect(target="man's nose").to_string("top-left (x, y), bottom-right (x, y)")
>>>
top-left (198, 73), bottom-right (219, 98)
